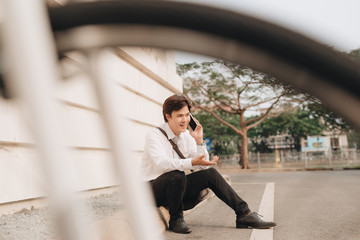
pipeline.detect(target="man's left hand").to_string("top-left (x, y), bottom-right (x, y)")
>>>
top-left (188, 116), bottom-right (204, 144)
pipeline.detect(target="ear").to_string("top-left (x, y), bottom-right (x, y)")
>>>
top-left (166, 113), bottom-right (171, 122)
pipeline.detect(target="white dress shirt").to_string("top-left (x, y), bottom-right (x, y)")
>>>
top-left (140, 123), bottom-right (209, 181)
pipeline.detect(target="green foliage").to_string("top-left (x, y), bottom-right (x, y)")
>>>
top-left (307, 102), bottom-right (352, 132)
top-left (347, 130), bottom-right (360, 149)
top-left (197, 104), bottom-right (353, 154)
top-left (279, 109), bottom-right (326, 138)
top-left (247, 104), bottom-right (352, 152)
top-left (251, 110), bottom-right (301, 151)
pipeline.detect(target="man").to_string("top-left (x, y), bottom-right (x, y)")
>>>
top-left (140, 94), bottom-right (276, 234)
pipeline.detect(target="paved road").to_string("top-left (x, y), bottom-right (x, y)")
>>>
top-left (164, 169), bottom-right (360, 240)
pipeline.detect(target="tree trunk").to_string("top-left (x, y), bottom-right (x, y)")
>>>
top-left (239, 113), bottom-right (250, 169)
top-left (241, 130), bottom-right (250, 169)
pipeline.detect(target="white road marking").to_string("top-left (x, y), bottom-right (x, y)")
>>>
top-left (250, 182), bottom-right (275, 240)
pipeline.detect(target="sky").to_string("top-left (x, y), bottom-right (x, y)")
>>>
top-left (176, 0), bottom-right (360, 63)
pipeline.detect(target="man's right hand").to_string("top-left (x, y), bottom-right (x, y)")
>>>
top-left (191, 155), bottom-right (219, 166)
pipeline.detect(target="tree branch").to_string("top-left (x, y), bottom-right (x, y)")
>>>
top-left (192, 79), bottom-right (238, 114)
top-left (237, 91), bottom-right (241, 110)
top-left (246, 95), bottom-right (284, 129)
top-left (243, 95), bottom-right (282, 111)
top-left (190, 99), bottom-right (244, 137)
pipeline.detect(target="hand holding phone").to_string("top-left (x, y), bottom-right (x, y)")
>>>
top-left (189, 114), bottom-right (204, 143)
top-left (189, 113), bottom-right (198, 131)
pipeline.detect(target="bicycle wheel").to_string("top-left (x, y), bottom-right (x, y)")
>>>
top-left (46, 0), bottom-right (360, 130)
top-left (47, 1), bottom-right (360, 129)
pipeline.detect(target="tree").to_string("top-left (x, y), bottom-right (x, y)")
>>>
top-left (177, 59), bottom-right (307, 168)
top-left (307, 101), bottom-right (352, 132)
top-left (248, 98), bottom-right (359, 153)
top-left (246, 115), bottom-right (280, 153)
top-left (248, 107), bottom-right (326, 152)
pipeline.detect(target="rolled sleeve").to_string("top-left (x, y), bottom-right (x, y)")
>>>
top-left (183, 158), bottom-right (194, 169)
top-left (187, 139), bottom-right (210, 171)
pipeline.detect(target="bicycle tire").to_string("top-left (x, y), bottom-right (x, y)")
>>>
top-left (21, 1), bottom-right (360, 127)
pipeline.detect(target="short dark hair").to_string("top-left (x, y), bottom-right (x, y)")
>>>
top-left (162, 94), bottom-right (192, 122)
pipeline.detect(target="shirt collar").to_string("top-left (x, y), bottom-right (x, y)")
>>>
top-left (163, 123), bottom-right (183, 140)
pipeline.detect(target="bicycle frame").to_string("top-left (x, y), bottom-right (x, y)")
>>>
top-left (1, 1), bottom-right (161, 240)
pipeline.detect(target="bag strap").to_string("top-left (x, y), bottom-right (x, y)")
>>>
top-left (157, 127), bottom-right (186, 159)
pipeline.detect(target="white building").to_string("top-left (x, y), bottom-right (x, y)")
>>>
top-left (301, 133), bottom-right (349, 152)
top-left (0, 47), bottom-right (182, 213)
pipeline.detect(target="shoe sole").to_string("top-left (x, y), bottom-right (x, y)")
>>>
top-left (168, 226), bottom-right (192, 234)
top-left (168, 229), bottom-right (192, 234)
top-left (236, 224), bottom-right (276, 229)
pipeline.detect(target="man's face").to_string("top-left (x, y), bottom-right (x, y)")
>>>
top-left (166, 106), bottom-right (190, 136)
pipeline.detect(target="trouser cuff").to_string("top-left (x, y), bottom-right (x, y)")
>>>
top-left (236, 209), bottom-right (251, 218)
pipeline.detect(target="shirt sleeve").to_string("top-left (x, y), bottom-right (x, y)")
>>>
top-left (144, 130), bottom-right (193, 172)
top-left (187, 135), bottom-right (210, 171)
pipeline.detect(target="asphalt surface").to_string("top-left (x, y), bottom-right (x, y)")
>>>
top-left (164, 169), bottom-right (360, 240)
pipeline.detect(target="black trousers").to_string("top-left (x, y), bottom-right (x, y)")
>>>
top-left (150, 168), bottom-right (251, 220)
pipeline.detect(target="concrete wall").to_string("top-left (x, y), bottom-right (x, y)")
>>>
top-left (0, 47), bottom-right (182, 205)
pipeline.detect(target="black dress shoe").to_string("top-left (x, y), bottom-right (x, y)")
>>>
top-left (236, 212), bottom-right (277, 229)
top-left (169, 217), bottom-right (192, 234)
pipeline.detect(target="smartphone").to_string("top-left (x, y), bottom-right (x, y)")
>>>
top-left (189, 113), bottom-right (198, 131)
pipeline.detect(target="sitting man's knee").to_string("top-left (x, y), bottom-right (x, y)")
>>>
top-left (169, 170), bottom-right (186, 185)
top-left (205, 167), bottom-right (219, 176)
top-left (202, 168), bottom-right (223, 182)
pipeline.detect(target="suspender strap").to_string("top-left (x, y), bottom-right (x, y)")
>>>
top-left (157, 127), bottom-right (186, 159)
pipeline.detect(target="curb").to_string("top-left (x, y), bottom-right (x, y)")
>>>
top-left (216, 166), bottom-right (360, 174)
